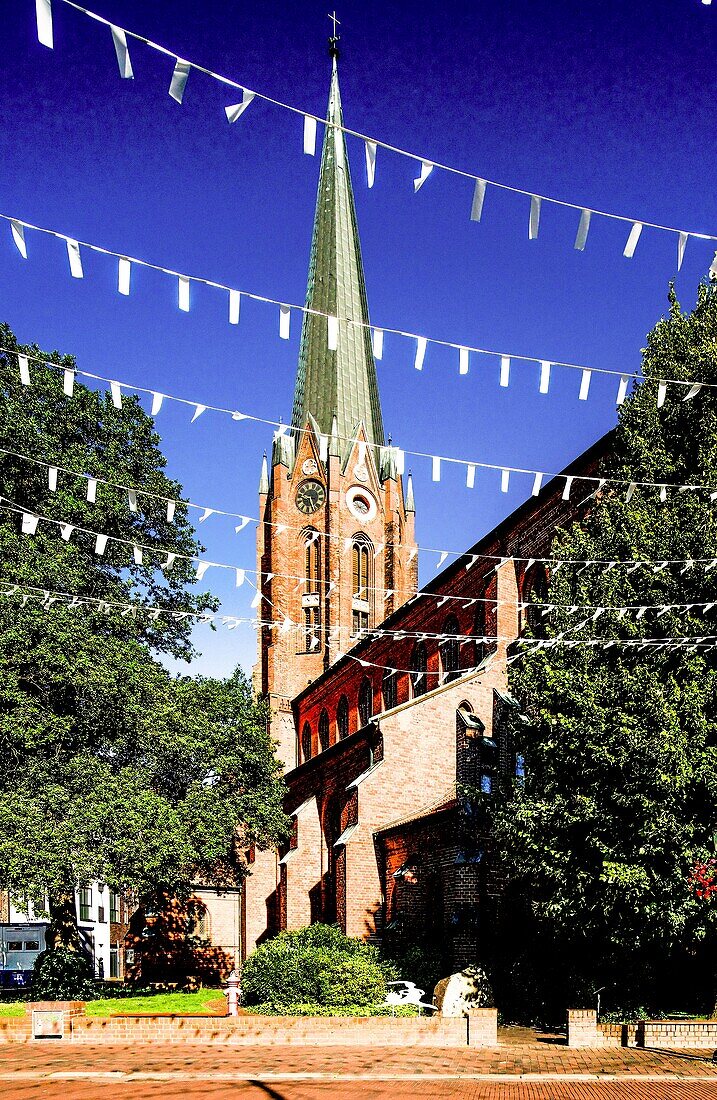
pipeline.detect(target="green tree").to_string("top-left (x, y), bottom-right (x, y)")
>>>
top-left (490, 284), bottom-right (717, 1017)
top-left (0, 325), bottom-right (287, 951)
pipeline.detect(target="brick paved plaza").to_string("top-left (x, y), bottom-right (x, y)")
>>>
top-left (3, 1037), bottom-right (717, 1099)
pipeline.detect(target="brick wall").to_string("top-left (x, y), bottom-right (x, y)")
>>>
top-left (567, 1010), bottom-right (621, 1048)
top-left (637, 1019), bottom-right (717, 1048)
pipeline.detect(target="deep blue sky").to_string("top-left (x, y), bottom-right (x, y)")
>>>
top-left (2, 0), bottom-right (716, 677)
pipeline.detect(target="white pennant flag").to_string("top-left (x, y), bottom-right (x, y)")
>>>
top-left (87, 479), bottom-right (97, 503)
top-left (133, 544), bottom-right (143, 565)
top-left (164, 499), bottom-right (176, 523)
top-left (225, 89), bottom-right (256, 123)
top-left (683, 382), bottom-right (703, 401)
top-left (616, 375), bottom-right (629, 405)
top-left (327, 315), bottom-right (339, 351)
top-left (437, 551), bottom-right (448, 570)
top-left (191, 404), bottom-right (206, 422)
top-left (626, 482), bottom-right (637, 502)
top-left (466, 464), bottom-right (476, 489)
top-left (95, 533), bottom-right (108, 555)
top-left (127, 489), bottom-right (138, 512)
top-left (501, 469), bottom-right (510, 493)
top-left (250, 589), bottom-right (262, 609)
top-left (163, 552), bottom-right (176, 570)
top-left (110, 26), bottom-right (133, 79)
top-left (303, 115), bottom-right (317, 155)
top-left (470, 178), bottom-right (486, 222)
top-left (659, 484), bottom-right (667, 502)
top-left (11, 220), bottom-right (27, 258)
top-left (677, 231), bottom-right (688, 271)
top-left (60, 523), bottom-right (74, 541)
top-left (234, 516), bottom-right (250, 532)
top-left (235, 568), bottom-right (245, 587)
top-left (563, 476), bottom-right (574, 501)
top-left (459, 347), bottom-right (469, 376)
top-left (198, 507), bottom-right (215, 522)
top-left (109, 381), bottom-right (122, 409)
top-left (578, 369), bottom-right (592, 401)
top-left (432, 456), bottom-right (441, 482)
top-left (499, 356), bottom-right (510, 388)
top-left (18, 355), bottom-right (30, 386)
top-left (365, 140), bottom-right (377, 188)
top-left (372, 328), bottom-right (383, 360)
top-left (574, 208), bottom-right (591, 251)
top-left (229, 289), bottom-right (241, 325)
top-left (414, 336), bottom-right (427, 371)
top-left (118, 257), bottom-right (131, 296)
top-left (196, 561), bottom-right (212, 580)
top-left (413, 160), bottom-right (433, 192)
top-left (36, 0), bottom-right (53, 48)
top-left (532, 471), bottom-right (544, 496)
top-left (539, 360), bottom-right (551, 394)
top-left (151, 392), bottom-right (164, 416)
top-left (394, 447), bottom-right (405, 475)
top-left (169, 58), bottom-right (191, 103)
top-left (710, 251), bottom-right (717, 280)
top-left (178, 275), bottom-right (190, 312)
top-left (529, 195), bottom-right (541, 239)
top-left (623, 222), bottom-right (643, 258)
top-left (319, 434), bottom-right (328, 462)
top-left (63, 368), bottom-right (74, 396)
top-left (65, 238), bottom-right (83, 278)
top-left (657, 381), bottom-right (667, 408)
top-left (21, 513), bottom-right (39, 535)
top-left (279, 305), bottom-right (291, 340)
top-left (48, 466), bottom-right (58, 491)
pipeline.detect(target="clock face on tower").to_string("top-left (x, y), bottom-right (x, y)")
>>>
top-left (296, 479), bottom-right (326, 515)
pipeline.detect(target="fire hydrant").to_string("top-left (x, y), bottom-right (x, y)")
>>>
top-left (225, 969), bottom-right (241, 1017)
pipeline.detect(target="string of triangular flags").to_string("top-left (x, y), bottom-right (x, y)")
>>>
top-left (6, 345), bottom-right (717, 509)
top-left (6, 495), bottom-right (717, 626)
top-left (6, 214), bottom-right (717, 403)
top-left (34, 0), bottom-right (717, 271)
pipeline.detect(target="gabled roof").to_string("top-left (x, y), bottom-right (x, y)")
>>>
top-left (290, 57), bottom-right (385, 451)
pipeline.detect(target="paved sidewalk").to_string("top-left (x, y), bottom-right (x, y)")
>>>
top-left (3, 1041), bottom-right (717, 1098)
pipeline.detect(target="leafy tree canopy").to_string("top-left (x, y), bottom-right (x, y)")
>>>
top-left (491, 283), bottom-right (717, 1015)
top-left (0, 326), bottom-right (287, 944)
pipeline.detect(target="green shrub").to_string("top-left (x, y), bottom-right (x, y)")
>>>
top-left (32, 948), bottom-right (96, 1000)
top-left (246, 1002), bottom-right (419, 1016)
top-left (241, 924), bottom-right (392, 1008)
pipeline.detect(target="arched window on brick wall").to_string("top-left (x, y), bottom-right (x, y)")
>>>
top-left (301, 722), bottom-right (312, 764)
top-left (410, 641), bottom-right (428, 698)
top-left (337, 695), bottom-right (349, 740)
top-left (351, 535), bottom-right (372, 635)
top-left (382, 668), bottom-right (397, 712)
top-left (358, 677), bottom-right (373, 728)
top-left (318, 708), bottom-right (330, 752)
top-left (521, 563), bottom-right (549, 636)
top-left (302, 528), bottom-right (321, 649)
top-left (440, 614), bottom-right (461, 683)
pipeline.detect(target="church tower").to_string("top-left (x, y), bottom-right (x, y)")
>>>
top-left (256, 45), bottom-right (418, 769)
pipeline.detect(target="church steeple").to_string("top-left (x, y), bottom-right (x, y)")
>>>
top-left (290, 54), bottom-right (385, 451)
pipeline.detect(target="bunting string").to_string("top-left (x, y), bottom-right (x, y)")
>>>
top-left (4, 495), bottom-right (717, 626)
top-left (5, 213), bottom-right (717, 402)
top-left (36, 0), bottom-right (717, 265)
top-left (5, 346), bottom-right (717, 511)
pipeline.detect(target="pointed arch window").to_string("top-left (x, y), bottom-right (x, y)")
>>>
top-left (522, 564), bottom-right (549, 635)
top-left (351, 535), bottom-right (372, 635)
top-left (410, 641), bottom-right (428, 698)
top-left (301, 722), bottom-right (312, 764)
top-left (304, 529), bottom-right (321, 594)
top-left (358, 677), bottom-right (373, 729)
top-left (382, 668), bottom-right (397, 712)
top-left (318, 708), bottom-right (330, 752)
top-left (302, 528), bottom-right (322, 650)
top-left (337, 695), bottom-right (349, 740)
top-left (440, 615), bottom-right (461, 683)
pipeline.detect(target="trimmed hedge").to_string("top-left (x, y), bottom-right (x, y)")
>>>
top-left (241, 924), bottom-right (397, 1008)
top-left (32, 947), bottom-right (96, 1000)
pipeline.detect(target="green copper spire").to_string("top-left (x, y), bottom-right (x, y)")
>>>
top-left (290, 55), bottom-right (385, 451)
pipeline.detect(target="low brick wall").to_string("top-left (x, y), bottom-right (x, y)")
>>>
top-left (637, 1019), bottom-right (717, 1049)
top-left (0, 1001), bottom-right (87, 1044)
top-left (70, 1014), bottom-right (471, 1046)
top-left (567, 1009), bottom-right (621, 1048)
top-left (467, 1008), bottom-right (498, 1046)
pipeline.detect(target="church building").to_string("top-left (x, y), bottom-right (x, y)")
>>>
top-left (242, 47), bottom-right (608, 968)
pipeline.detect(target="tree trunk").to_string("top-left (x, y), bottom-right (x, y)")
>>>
top-left (46, 888), bottom-right (81, 951)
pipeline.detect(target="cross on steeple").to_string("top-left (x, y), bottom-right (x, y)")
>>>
top-left (328, 11), bottom-right (340, 58)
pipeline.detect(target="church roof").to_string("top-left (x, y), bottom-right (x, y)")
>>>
top-left (290, 58), bottom-right (385, 451)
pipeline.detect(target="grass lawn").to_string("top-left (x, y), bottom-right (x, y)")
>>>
top-left (86, 990), bottom-right (227, 1016)
top-left (0, 1004), bottom-right (25, 1017)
